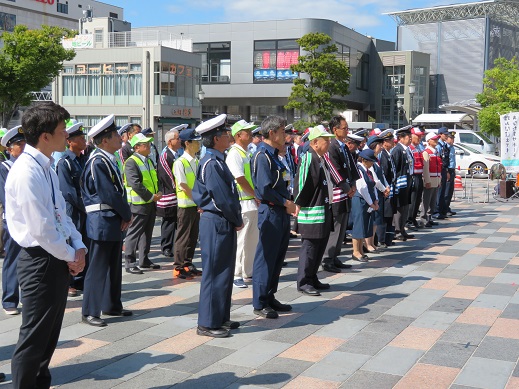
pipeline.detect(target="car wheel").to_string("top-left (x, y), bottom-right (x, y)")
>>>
top-left (469, 162), bottom-right (487, 176)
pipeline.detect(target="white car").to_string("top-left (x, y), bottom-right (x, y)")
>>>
top-left (454, 143), bottom-right (501, 177)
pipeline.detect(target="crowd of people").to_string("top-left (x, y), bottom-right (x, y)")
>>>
top-left (0, 102), bottom-right (460, 387)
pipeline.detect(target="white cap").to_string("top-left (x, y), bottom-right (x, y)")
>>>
top-left (346, 133), bottom-right (364, 142)
top-left (195, 114), bottom-right (227, 135)
top-left (118, 123), bottom-right (133, 136)
top-left (426, 132), bottom-right (440, 142)
top-left (1, 125), bottom-right (24, 147)
top-left (379, 129), bottom-right (395, 140)
top-left (171, 124), bottom-right (189, 132)
top-left (66, 119), bottom-right (84, 137)
top-left (88, 114), bottom-right (116, 138)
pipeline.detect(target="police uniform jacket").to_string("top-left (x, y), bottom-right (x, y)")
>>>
top-left (192, 148), bottom-right (243, 227)
top-left (81, 149), bottom-right (132, 241)
top-left (124, 154), bottom-right (157, 215)
top-left (293, 148), bottom-right (333, 239)
top-left (251, 142), bottom-right (290, 207)
top-left (436, 140), bottom-right (451, 171)
top-left (56, 149), bottom-right (86, 231)
top-left (391, 142), bottom-right (413, 206)
top-left (327, 138), bottom-right (356, 214)
top-left (156, 147), bottom-right (178, 219)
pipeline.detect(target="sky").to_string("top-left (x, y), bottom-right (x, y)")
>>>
top-left (105, 0), bottom-right (468, 43)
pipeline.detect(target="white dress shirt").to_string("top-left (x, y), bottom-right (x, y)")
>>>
top-left (5, 144), bottom-right (86, 262)
top-left (173, 152), bottom-right (198, 186)
top-left (226, 144), bottom-right (257, 213)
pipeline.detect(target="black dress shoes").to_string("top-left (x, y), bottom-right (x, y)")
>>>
top-left (140, 262), bottom-right (161, 269)
top-left (253, 306), bottom-right (279, 319)
top-left (334, 261), bottom-right (353, 269)
top-left (314, 280), bottom-right (330, 290)
top-left (162, 249), bottom-right (174, 257)
top-left (82, 315), bottom-right (107, 327)
top-left (222, 320), bottom-right (240, 330)
top-left (322, 263), bottom-right (342, 273)
top-left (298, 286), bottom-right (321, 296)
top-left (196, 326), bottom-right (229, 338)
top-left (402, 233), bottom-right (415, 239)
top-left (102, 309), bottom-right (133, 317)
top-left (270, 298), bottom-right (292, 312)
top-left (126, 266), bottom-right (143, 274)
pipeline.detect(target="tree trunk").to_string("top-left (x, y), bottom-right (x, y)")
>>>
top-left (1, 103), bottom-right (18, 129)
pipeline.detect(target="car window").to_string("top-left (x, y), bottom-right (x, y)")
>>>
top-left (459, 133), bottom-right (479, 144)
top-left (457, 143), bottom-right (481, 154)
top-left (475, 131), bottom-right (494, 144)
top-left (455, 145), bottom-right (470, 155)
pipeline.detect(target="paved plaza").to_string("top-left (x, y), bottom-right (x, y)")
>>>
top-left (2, 180), bottom-right (519, 388)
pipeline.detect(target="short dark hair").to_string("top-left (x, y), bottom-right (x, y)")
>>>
top-left (129, 124), bottom-right (141, 136)
top-left (93, 130), bottom-right (115, 146)
top-left (201, 129), bottom-right (227, 148)
top-left (260, 116), bottom-right (286, 139)
top-left (21, 102), bottom-right (70, 146)
top-left (329, 116), bottom-right (346, 132)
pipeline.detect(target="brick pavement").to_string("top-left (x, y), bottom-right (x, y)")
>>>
top-left (1, 180), bottom-right (519, 388)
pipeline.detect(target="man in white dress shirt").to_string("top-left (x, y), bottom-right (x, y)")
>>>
top-left (5, 101), bottom-right (86, 389)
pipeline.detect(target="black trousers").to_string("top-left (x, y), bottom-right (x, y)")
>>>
top-left (124, 207), bottom-right (156, 268)
top-left (160, 217), bottom-right (176, 253)
top-left (409, 174), bottom-right (424, 221)
top-left (11, 247), bottom-right (69, 389)
top-left (174, 207), bottom-right (199, 267)
top-left (322, 210), bottom-right (348, 267)
top-left (82, 240), bottom-right (123, 317)
top-left (298, 234), bottom-right (330, 290)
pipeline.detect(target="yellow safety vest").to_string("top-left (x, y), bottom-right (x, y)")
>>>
top-left (175, 156), bottom-right (198, 208)
top-left (230, 145), bottom-right (254, 201)
top-left (123, 155), bottom-right (158, 204)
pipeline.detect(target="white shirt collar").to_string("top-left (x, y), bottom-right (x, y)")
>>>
top-left (24, 144), bottom-right (52, 169)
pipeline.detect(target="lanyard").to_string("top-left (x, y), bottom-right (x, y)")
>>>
top-left (24, 152), bottom-right (56, 208)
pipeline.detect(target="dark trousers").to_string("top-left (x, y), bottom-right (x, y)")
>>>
top-left (82, 240), bottom-right (123, 317)
top-left (2, 220), bottom-right (21, 309)
top-left (437, 169), bottom-right (449, 215)
top-left (197, 212), bottom-right (236, 328)
top-left (160, 217), bottom-right (176, 253)
top-left (11, 247), bottom-right (69, 389)
top-left (409, 175), bottom-right (424, 221)
top-left (124, 207), bottom-right (156, 268)
top-left (383, 217), bottom-right (395, 245)
top-left (298, 233), bottom-right (330, 290)
top-left (252, 205), bottom-right (290, 310)
top-left (322, 210), bottom-right (348, 266)
top-left (445, 168), bottom-right (455, 211)
top-left (174, 207), bottom-right (199, 267)
top-left (394, 204), bottom-right (410, 234)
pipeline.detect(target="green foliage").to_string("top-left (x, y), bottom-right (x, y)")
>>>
top-left (285, 32), bottom-right (350, 126)
top-left (0, 25), bottom-right (76, 127)
top-left (476, 57), bottom-right (519, 137)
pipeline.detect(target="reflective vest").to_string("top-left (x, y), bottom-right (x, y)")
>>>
top-left (424, 148), bottom-right (443, 177)
top-left (124, 155), bottom-right (158, 204)
top-left (175, 156), bottom-right (197, 208)
top-left (230, 145), bottom-right (254, 201)
top-left (410, 144), bottom-right (424, 174)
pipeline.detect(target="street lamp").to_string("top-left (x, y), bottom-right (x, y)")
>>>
top-left (396, 100), bottom-right (402, 129)
top-left (408, 83), bottom-right (416, 123)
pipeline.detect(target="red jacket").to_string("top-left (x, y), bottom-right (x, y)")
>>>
top-left (410, 144), bottom-right (424, 174)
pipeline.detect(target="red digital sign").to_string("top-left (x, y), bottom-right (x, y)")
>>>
top-left (35, 0), bottom-right (55, 4)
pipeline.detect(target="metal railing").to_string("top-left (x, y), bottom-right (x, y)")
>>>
top-left (108, 31), bottom-right (193, 52)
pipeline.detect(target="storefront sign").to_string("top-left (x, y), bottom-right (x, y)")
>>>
top-left (35, 0), bottom-right (55, 4)
top-left (62, 34), bottom-right (94, 50)
top-left (171, 108), bottom-right (193, 118)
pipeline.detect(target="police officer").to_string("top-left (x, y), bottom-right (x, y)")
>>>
top-left (56, 120), bottom-right (88, 297)
top-left (436, 127), bottom-right (451, 219)
top-left (0, 126), bottom-right (25, 315)
top-left (251, 116), bottom-right (298, 319)
top-left (192, 114), bottom-right (243, 338)
top-left (81, 114), bottom-right (133, 327)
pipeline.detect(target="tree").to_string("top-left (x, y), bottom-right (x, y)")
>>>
top-left (0, 25), bottom-right (76, 127)
top-left (285, 32), bottom-right (350, 129)
top-left (476, 57), bottom-right (519, 137)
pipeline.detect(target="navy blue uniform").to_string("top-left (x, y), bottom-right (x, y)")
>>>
top-left (56, 149), bottom-right (88, 289)
top-left (192, 148), bottom-right (242, 328)
top-left (80, 148), bottom-right (132, 317)
top-left (0, 159), bottom-right (21, 310)
top-left (251, 142), bottom-right (291, 310)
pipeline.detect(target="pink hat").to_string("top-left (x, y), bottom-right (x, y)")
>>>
top-left (411, 127), bottom-right (424, 136)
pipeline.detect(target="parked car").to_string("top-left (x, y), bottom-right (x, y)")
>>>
top-left (454, 143), bottom-right (501, 177)
top-left (453, 130), bottom-right (497, 155)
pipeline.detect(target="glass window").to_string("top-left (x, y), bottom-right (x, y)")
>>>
top-left (57, 2), bottom-right (68, 14)
top-left (356, 52), bottom-right (369, 90)
top-left (253, 39), bottom-right (299, 83)
top-left (194, 42), bottom-right (231, 83)
top-left (94, 29), bottom-right (103, 44)
top-left (459, 133), bottom-right (479, 145)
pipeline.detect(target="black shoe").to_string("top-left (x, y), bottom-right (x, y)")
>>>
top-left (253, 307), bottom-right (279, 319)
top-left (221, 320), bottom-right (240, 330)
top-left (379, 243), bottom-right (388, 249)
top-left (289, 232), bottom-right (298, 239)
top-left (402, 233), bottom-right (415, 239)
top-left (0, 372), bottom-right (5, 382)
top-left (314, 280), bottom-right (330, 290)
top-left (282, 261), bottom-right (288, 266)
top-left (334, 260), bottom-right (353, 269)
top-left (447, 211), bottom-right (457, 216)
top-left (394, 234), bottom-right (407, 241)
top-left (102, 309), bottom-right (133, 317)
top-left (424, 222), bottom-right (434, 228)
top-left (197, 326), bottom-right (229, 338)
top-left (162, 249), bottom-right (174, 257)
top-left (430, 221), bottom-right (439, 225)
top-left (82, 315), bottom-right (107, 327)
top-left (406, 222), bottom-right (418, 231)
top-left (298, 286), bottom-right (321, 296)
top-left (140, 262), bottom-right (161, 269)
top-left (185, 264), bottom-right (202, 276)
top-left (352, 255), bottom-right (368, 262)
top-left (270, 298), bottom-right (292, 312)
top-left (322, 263), bottom-right (341, 273)
top-left (126, 266), bottom-right (143, 274)
top-left (436, 214), bottom-right (448, 220)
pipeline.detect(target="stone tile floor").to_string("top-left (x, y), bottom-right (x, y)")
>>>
top-left (1, 180), bottom-right (519, 388)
